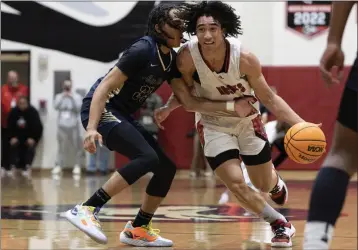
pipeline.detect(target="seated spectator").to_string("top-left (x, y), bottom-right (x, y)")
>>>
top-left (7, 96), bottom-right (43, 177)
top-left (1, 70), bottom-right (29, 176)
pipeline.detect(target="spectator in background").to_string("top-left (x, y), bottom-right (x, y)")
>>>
top-left (87, 143), bottom-right (111, 175)
top-left (137, 93), bottom-right (163, 140)
top-left (1, 70), bottom-right (29, 175)
top-left (52, 80), bottom-right (83, 176)
top-left (187, 128), bottom-right (211, 178)
top-left (7, 96), bottom-right (43, 177)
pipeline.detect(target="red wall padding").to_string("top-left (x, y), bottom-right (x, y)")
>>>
top-left (116, 66), bottom-right (351, 170)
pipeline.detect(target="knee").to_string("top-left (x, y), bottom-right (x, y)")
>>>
top-left (143, 150), bottom-right (160, 167)
top-left (136, 150), bottom-right (160, 173)
top-left (154, 157), bottom-right (177, 179)
top-left (146, 159), bottom-right (176, 198)
top-left (163, 160), bottom-right (177, 178)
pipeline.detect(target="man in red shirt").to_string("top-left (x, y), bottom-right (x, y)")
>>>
top-left (1, 70), bottom-right (29, 174)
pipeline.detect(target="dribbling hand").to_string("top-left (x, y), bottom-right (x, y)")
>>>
top-left (320, 43), bottom-right (345, 86)
top-left (83, 129), bottom-right (103, 154)
top-left (154, 106), bottom-right (171, 130)
top-left (234, 96), bottom-right (259, 118)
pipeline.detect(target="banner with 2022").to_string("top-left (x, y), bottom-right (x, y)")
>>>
top-left (286, 1), bottom-right (332, 39)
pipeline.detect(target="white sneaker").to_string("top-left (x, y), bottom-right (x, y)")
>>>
top-left (22, 169), bottom-right (32, 178)
top-left (72, 164), bottom-right (81, 175)
top-left (303, 222), bottom-right (334, 250)
top-left (203, 170), bottom-right (213, 177)
top-left (271, 219), bottom-right (296, 247)
top-left (65, 204), bottom-right (107, 244)
top-left (189, 171), bottom-right (198, 178)
top-left (52, 166), bottom-right (62, 175)
top-left (6, 169), bottom-right (14, 177)
top-left (119, 221), bottom-right (173, 247)
top-left (218, 191), bottom-right (229, 205)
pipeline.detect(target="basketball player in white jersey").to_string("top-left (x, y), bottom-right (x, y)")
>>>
top-left (154, 1), bottom-right (319, 247)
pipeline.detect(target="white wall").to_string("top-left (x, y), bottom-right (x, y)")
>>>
top-left (231, 2), bottom-right (277, 65)
top-left (2, 1), bottom-right (357, 168)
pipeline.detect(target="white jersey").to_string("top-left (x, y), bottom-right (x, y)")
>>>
top-left (188, 37), bottom-right (260, 134)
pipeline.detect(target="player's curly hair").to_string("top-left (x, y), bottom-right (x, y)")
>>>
top-left (146, 3), bottom-right (183, 44)
top-left (178, 1), bottom-right (243, 37)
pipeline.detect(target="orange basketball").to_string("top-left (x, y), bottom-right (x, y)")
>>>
top-left (284, 122), bottom-right (327, 164)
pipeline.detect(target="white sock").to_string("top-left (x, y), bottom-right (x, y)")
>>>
top-left (259, 203), bottom-right (287, 223)
top-left (303, 221), bottom-right (334, 250)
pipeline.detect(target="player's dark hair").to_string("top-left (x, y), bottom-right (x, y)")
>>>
top-left (146, 3), bottom-right (183, 45)
top-left (178, 1), bottom-right (242, 37)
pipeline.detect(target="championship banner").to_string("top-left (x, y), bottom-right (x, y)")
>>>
top-left (286, 1), bottom-right (332, 38)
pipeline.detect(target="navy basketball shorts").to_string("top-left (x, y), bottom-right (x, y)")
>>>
top-left (337, 56), bottom-right (358, 132)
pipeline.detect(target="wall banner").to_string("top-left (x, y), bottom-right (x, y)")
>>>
top-left (286, 1), bottom-right (332, 38)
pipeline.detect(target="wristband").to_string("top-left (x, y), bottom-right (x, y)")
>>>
top-left (226, 101), bottom-right (235, 111)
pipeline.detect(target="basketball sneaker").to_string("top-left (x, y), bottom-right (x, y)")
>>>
top-left (218, 190), bottom-right (229, 205)
top-left (270, 219), bottom-right (296, 247)
top-left (119, 220), bottom-right (173, 247)
top-left (64, 204), bottom-right (107, 244)
top-left (269, 173), bottom-right (288, 205)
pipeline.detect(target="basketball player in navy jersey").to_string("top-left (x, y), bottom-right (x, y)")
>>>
top-left (64, 4), bottom-right (256, 247)
top-left (155, 1), bottom-right (320, 247)
top-left (304, 2), bottom-right (358, 249)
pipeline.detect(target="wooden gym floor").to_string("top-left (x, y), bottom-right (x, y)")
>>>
top-left (1, 170), bottom-right (357, 250)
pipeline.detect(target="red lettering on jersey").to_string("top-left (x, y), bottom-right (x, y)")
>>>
top-left (216, 85), bottom-right (235, 95)
top-left (216, 83), bottom-right (246, 95)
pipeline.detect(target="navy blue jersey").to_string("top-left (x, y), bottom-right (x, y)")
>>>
top-left (83, 36), bottom-right (181, 115)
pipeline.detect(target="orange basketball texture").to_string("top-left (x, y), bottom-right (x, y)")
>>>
top-left (284, 122), bottom-right (327, 164)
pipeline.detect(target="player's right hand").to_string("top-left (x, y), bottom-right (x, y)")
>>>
top-left (234, 96), bottom-right (258, 118)
top-left (320, 43), bottom-right (345, 86)
top-left (154, 106), bottom-right (171, 130)
top-left (83, 129), bottom-right (103, 154)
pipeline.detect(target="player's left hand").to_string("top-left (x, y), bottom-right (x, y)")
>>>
top-left (154, 106), bottom-right (171, 130)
